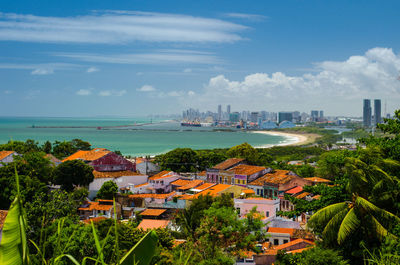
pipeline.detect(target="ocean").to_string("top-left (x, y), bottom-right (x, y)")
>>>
top-left (0, 117), bottom-right (290, 157)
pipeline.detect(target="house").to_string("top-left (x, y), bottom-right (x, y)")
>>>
top-left (234, 197), bottom-right (280, 222)
top-left (45, 154), bottom-right (62, 166)
top-left (134, 157), bottom-right (160, 175)
top-left (133, 171), bottom-right (180, 194)
top-left (266, 227), bottom-right (296, 245)
top-left (137, 219), bottom-right (171, 230)
top-left (228, 164), bottom-right (269, 186)
top-left (139, 208), bottom-right (168, 219)
top-left (170, 179), bottom-right (204, 193)
top-left (126, 192), bottom-right (176, 208)
top-left (89, 170), bottom-right (148, 199)
top-left (206, 158), bottom-right (246, 183)
top-left (0, 151), bottom-right (19, 167)
top-left (0, 210), bottom-right (8, 242)
top-left (78, 199), bottom-right (121, 220)
top-left (63, 148), bottom-right (135, 172)
top-left (303, 177), bottom-right (331, 185)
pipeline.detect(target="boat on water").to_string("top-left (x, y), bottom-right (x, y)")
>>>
top-left (181, 121), bottom-right (202, 127)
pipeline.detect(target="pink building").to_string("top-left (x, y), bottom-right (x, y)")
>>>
top-left (234, 197), bottom-right (280, 222)
top-left (132, 171), bottom-right (180, 194)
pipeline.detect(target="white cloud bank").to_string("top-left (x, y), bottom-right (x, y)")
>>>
top-left (180, 48), bottom-right (400, 115)
top-left (137, 85), bottom-right (156, 92)
top-left (99, 90), bottom-right (127, 97)
top-left (76, 89), bottom-right (92, 96)
top-left (86, 67), bottom-right (99, 73)
top-left (0, 11), bottom-right (246, 44)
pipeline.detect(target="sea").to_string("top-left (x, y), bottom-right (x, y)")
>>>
top-left (0, 117), bottom-right (293, 157)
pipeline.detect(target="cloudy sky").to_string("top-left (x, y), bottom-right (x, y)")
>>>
top-left (1, 0), bottom-right (400, 117)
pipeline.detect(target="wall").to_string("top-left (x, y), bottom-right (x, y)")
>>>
top-left (90, 152), bottom-right (135, 172)
top-left (234, 198), bottom-right (280, 221)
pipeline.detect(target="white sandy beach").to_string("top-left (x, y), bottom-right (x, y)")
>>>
top-left (251, 131), bottom-right (314, 148)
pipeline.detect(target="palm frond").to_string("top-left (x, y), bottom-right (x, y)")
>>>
top-left (322, 208), bottom-right (349, 243)
top-left (337, 208), bottom-right (360, 244)
top-left (307, 202), bottom-right (347, 229)
top-left (369, 215), bottom-right (390, 241)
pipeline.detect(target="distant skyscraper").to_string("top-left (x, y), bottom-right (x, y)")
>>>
top-left (319, 110), bottom-right (324, 118)
top-left (250, 112), bottom-right (259, 123)
top-left (278, 112), bottom-right (293, 123)
top-left (311, 110), bottom-right (319, 121)
top-left (218, 105), bottom-right (222, 121)
top-left (229, 112), bottom-right (240, 123)
top-left (374, 99), bottom-right (382, 125)
top-left (363, 99), bottom-right (372, 127)
top-left (227, 105), bottom-right (231, 116)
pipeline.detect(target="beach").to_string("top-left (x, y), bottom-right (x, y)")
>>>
top-left (251, 130), bottom-right (320, 147)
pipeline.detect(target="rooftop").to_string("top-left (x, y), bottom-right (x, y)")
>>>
top-left (82, 216), bottom-right (107, 224)
top-left (275, 238), bottom-right (315, 250)
top-left (192, 182), bottom-right (215, 191)
top-left (78, 201), bottom-right (113, 211)
top-left (228, 164), bottom-right (266, 176)
top-left (170, 179), bottom-right (192, 187)
top-left (304, 177), bottom-right (331, 183)
top-left (93, 170), bottom-right (142, 179)
top-left (140, 209), bottom-right (167, 216)
top-left (176, 180), bottom-right (203, 191)
top-left (192, 184), bottom-right (232, 198)
top-left (212, 158), bottom-right (245, 170)
top-left (249, 170), bottom-right (296, 186)
top-left (62, 148), bottom-right (111, 162)
top-left (0, 151), bottom-right (15, 161)
top-left (267, 227), bottom-right (296, 236)
top-left (137, 219), bottom-right (170, 230)
top-left (285, 186), bottom-right (303, 195)
top-left (296, 192), bottom-right (310, 199)
top-left (128, 192), bottom-right (176, 199)
top-left (148, 170), bottom-right (173, 181)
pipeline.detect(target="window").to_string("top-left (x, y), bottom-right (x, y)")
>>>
top-left (257, 189), bottom-right (260, 195)
top-left (160, 181), bottom-right (164, 185)
top-left (266, 239), bottom-right (269, 242)
top-left (266, 211), bottom-right (269, 217)
top-left (283, 240), bottom-right (288, 244)
top-left (231, 178), bottom-right (235, 184)
top-left (236, 208), bottom-right (241, 214)
top-left (224, 177), bottom-right (227, 184)
top-left (274, 239), bottom-right (279, 245)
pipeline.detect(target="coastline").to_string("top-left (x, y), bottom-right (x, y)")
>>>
top-left (251, 130), bottom-right (320, 148)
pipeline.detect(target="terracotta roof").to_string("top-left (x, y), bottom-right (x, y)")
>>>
top-left (149, 170), bottom-right (173, 180)
top-left (296, 192), bottom-right (310, 199)
top-left (212, 158), bottom-right (245, 170)
top-left (93, 170), bottom-right (142, 179)
top-left (228, 164), bottom-right (266, 176)
top-left (140, 209), bottom-right (167, 216)
top-left (267, 227), bottom-right (296, 236)
top-left (62, 148), bottom-right (111, 162)
top-left (193, 183), bottom-right (215, 191)
top-left (128, 192), bottom-right (176, 199)
top-left (0, 210), bottom-right (8, 229)
top-left (135, 183), bottom-right (149, 188)
top-left (242, 189), bottom-right (256, 194)
top-left (285, 186), bottom-right (303, 195)
top-left (177, 194), bottom-right (195, 200)
top-left (287, 246), bottom-right (314, 254)
top-left (312, 194), bottom-right (321, 200)
top-left (176, 180), bottom-right (203, 191)
top-left (82, 216), bottom-right (107, 224)
top-left (197, 171), bottom-right (206, 176)
top-left (304, 177), bottom-right (331, 183)
top-left (0, 151), bottom-right (15, 161)
top-left (192, 184), bottom-right (232, 198)
top-left (250, 170), bottom-right (296, 186)
top-left (78, 201), bottom-right (113, 211)
top-left (137, 219), bottom-right (170, 230)
top-left (275, 239), bottom-right (315, 250)
top-left (97, 199), bottom-right (113, 203)
top-left (170, 179), bottom-right (192, 187)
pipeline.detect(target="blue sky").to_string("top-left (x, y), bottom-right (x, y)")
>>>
top-left (1, 0), bottom-right (400, 117)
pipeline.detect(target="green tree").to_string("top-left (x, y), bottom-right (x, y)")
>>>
top-left (296, 164), bottom-right (315, 178)
top-left (276, 247), bottom-right (349, 265)
top-left (42, 140), bottom-right (52, 154)
top-left (53, 160), bottom-right (94, 192)
top-left (227, 142), bottom-right (259, 165)
top-left (156, 148), bottom-right (199, 172)
top-left (97, 180), bottom-right (118, 200)
top-left (316, 149), bottom-right (355, 180)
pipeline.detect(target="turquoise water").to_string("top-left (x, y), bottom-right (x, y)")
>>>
top-left (0, 117), bottom-right (288, 157)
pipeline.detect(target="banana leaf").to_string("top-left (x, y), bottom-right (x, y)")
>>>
top-left (119, 230), bottom-right (158, 265)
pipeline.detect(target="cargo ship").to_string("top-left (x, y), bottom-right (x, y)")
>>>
top-left (181, 121), bottom-right (202, 127)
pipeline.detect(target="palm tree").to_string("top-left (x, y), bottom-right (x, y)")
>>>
top-left (308, 151), bottom-right (400, 245)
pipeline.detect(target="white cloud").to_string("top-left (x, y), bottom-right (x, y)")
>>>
top-left (224, 13), bottom-right (267, 21)
top-left (137, 85), bottom-right (156, 92)
top-left (99, 89), bottom-right (127, 96)
top-left (76, 89), bottom-right (92, 96)
top-left (86, 67), bottom-right (99, 73)
top-left (3, 90), bottom-right (12, 94)
top-left (178, 48), bottom-right (400, 115)
top-left (183, 68), bottom-right (192, 73)
top-left (53, 49), bottom-right (221, 65)
top-left (0, 11), bottom-right (246, 44)
top-left (31, 68), bottom-right (54, 75)
top-left (188, 90), bottom-right (195, 96)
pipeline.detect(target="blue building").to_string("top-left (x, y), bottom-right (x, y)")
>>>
top-left (260, 121), bottom-right (278, 129)
top-left (279, 121), bottom-right (295, 128)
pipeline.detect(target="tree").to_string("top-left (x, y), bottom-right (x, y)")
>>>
top-left (42, 141), bottom-right (52, 154)
top-left (276, 247), bottom-right (349, 265)
top-left (97, 180), bottom-right (118, 200)
top-left (53, 160), bottom-right (94, 191)
top-left (227, 143), bottom-right (259, 165)
top-left (52, 139), bottom-right (91, 159)
top-left (316, 149), bottom-right (355, 180)
top-left (296, 164), bottom-right (315, 178)
top-left (156, 148), bottom-right (199, 172)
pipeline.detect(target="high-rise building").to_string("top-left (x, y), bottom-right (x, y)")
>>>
top-left (278, 112), bottom-right (293, 123)
top-left (250, 112), bottom-right (259, 123)
top-left (319, 110), bottom-right (324, 118)
top-left (374, 99), bottom-right (382, 125)
top-left (363, 99), bottom-right (372, 127)
top-left (229, 112), bottom-right (240, 123)
top-left (218, 105), bottom-right (222, 121)
top-left (311, 110), bottom-right (319, 121)
top-left (227, 105), bottom-right (231, 116)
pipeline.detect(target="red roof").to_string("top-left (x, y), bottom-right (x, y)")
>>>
top-left (285, 186), bottom-right (303, 195)
top-left (267, 227), bottom-right (296, 236)
top-left (137, 219), bottom-right (170, 230)
top-left (0, 151), bottom-right (15, 161)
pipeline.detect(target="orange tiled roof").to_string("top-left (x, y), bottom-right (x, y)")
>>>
top-left (228, 164), bottom-right (266, 176)
top-left (135, 183), bottom-right (149, 188)
top-left (0, 210), bottom-right (8, 229)
top-left (177, 180), bottom-right (203, 191)
top-left (128, 192), bottom-right (176, 199)
top-left (177, 194), bottom-right (195, 200)
top-left (296, 192), bottom-right (310, 199)
top-left (304, 177), bottom-right (331, 183)
top-left (173, 239), bottom-right (186, 247)
top-left (82, 216), bottom-right (107, 224)
top-left (267, 227), bottom-right (296, 236)
top-left (193, 183), bottom-right (215, 191)
top-left (242, 189), bottom-right (255, 194)
top-left (312, 194), bottom-right (321, 200)
top-left (275, 238), bottom-right (315, 250)
top-left (149, 170), bottom-right (173, 180)
top-left (93, 170), bottom-right (141, 179)
top-left (285, 186), bottom-right (303, 194)
top-left (78, 201), bottom-right (113, 211)
top-left (62, 148), bottom-right (111, 162)
top-left (0, 151), bottom-right (15, 161)
top-left (170, 179), bottom-right (192, 187)
top-left (249, 170), bottom-right (296, 186)
top-left (192, 184), bottom-right (232, 198)
top-left (212, 158), bottom-right (245, 170)
top-left (287, 246), bottom-right (314, 254)
top-left (137, 219), bottom-right (170, 230)
top-left (140, 209), bottom-right (166, 216)
top-left (197, 171), bottom-right (206, 176)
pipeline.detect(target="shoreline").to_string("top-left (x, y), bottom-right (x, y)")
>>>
top-left (251, 130), bottom-right (320, 148)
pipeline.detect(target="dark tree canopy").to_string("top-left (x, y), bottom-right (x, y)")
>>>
top-left (53, 160), bottom-right (94, 191)
top-left (156, 148), bottom-right (199, 172)
top-left (97, 180), bottom-right (118, 200)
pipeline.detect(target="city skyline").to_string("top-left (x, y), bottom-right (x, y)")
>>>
top-left (0, 0), bottom-right (400, 117)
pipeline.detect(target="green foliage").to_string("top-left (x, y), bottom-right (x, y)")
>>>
top-left (258, 145), bottom-right (325, 162)
top-left (97, 180), bottom-right (119, 200)
top-left (276, 247), bottom-right (349, 265)
top-left (0, 139), bottom-right (41, 154)
top-left (316, 149), bottom-right (355, 179)
top-left (52, 139), bottom-right (91, 159)
top-left (43, 141), bottom-right (52, 154)
top-left (227, 142), bottom-right (259, 165)
top-left (296, 164), bottom-right (315, 178)
top-left (155, 148), bottom-right (199, 172)
top-left (53, 160), bottom-right (94, 192)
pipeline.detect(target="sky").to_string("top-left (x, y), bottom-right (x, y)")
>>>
top-left (0, 0), bottom-right (400, 117)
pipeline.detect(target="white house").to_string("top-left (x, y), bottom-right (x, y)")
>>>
top-left (134, 158), bottom-right (160, 175)
top-left (0, 151), bottom-right (19, 167)
top-left (234, 197), bottom-right (280, 223)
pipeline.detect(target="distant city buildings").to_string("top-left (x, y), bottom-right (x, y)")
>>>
top-left (374, 99), bottom-right (382, 125)
top-left (363, 99), bottom-right (382, 127)
top-left (278, 112), bottom-right (293, 123)
top-left (363, 99), bottom-right (372, 127)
